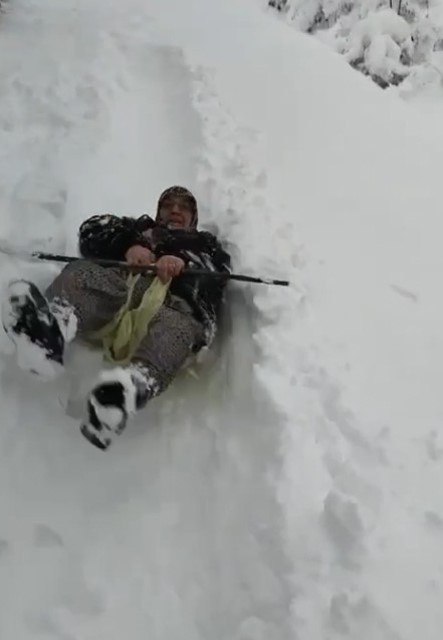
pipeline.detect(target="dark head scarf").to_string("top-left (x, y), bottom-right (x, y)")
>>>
top-left (156, 185), bottom-right (198, 228)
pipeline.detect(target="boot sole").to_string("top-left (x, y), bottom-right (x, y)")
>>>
top-left (2, 280), bottom-right (65, 378)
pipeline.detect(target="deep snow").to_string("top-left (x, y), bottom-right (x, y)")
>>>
top-left (1, 0), bottom-right (443, 639)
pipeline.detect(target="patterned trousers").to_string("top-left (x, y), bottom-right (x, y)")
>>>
top-left (45, 260), bottom-right (205, 393)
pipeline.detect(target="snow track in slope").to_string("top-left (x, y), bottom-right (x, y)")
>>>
top-left (0, 2), bottom-right (293, 639)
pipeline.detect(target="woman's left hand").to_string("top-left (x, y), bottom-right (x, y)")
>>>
top-left (155, 255), bottom-right (185, 283)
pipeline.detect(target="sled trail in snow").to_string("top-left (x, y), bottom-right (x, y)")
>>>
top-left (0, 2), bottom-right (292, 639)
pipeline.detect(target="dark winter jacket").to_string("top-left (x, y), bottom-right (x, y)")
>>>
top-left (78, 213), bottom-right (231, 346)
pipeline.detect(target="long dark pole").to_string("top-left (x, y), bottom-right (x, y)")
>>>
top-left (2, 248), bottom-right (290, 287)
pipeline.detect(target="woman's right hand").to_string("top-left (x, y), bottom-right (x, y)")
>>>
top-left (125, 245), bottom-right (156, 266)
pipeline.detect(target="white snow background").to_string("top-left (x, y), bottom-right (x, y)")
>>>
top-left (1, 0), bottom-right (443, 639)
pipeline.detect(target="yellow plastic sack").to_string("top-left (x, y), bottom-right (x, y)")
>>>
top-left (90, 273), bottom-right (170, 366)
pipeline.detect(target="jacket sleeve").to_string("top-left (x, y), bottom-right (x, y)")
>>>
top-left (78, 214), bottom-right (151, 261)
top-left (202, 232), bottom-right (231, 274)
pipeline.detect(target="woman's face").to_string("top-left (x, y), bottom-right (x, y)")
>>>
top-left (157, 197), bottom-right (194, 229)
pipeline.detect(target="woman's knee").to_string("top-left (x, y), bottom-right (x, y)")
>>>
top-left (46, 260), bottom-right (110, 300)
top-left (60, 259), bottom-right (104, 281)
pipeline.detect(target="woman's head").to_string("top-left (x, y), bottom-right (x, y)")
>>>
top-left (156, 186), bottom-right (198, 229)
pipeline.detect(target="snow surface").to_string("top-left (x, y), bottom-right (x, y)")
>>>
top-left (1, 0), bottom-right (443, 638)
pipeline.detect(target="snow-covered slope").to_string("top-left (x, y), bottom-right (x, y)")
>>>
top-left (1, 0), bottom-right (443, 639)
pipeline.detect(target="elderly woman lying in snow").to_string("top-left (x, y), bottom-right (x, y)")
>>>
top-left (2, 186), bottom-right (231, 450)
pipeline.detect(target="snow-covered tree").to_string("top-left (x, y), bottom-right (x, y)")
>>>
top-left (269, 0), bottom-right (443, 89)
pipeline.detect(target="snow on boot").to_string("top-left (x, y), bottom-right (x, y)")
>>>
top-left (49, 298), bottom-right (78, 343)
top-left (2, 280), bottom-right (65, 379)
top-left (80, 366), bottom-right (157, 451)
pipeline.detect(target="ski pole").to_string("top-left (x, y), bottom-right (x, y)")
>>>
top-left (0, 247), bottom-right (290, 287)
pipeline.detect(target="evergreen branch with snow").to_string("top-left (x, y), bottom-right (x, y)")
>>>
top-left (268, 0), bottom-right (443, 91)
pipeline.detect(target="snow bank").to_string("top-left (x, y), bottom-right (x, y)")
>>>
top-left (151, 1), bottom-right (443, 637)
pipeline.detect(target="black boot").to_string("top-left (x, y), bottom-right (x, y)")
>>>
top-left (2, 280), bottom-right (65, 379)
top-left (80, 366), bottom-right (157, 451)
